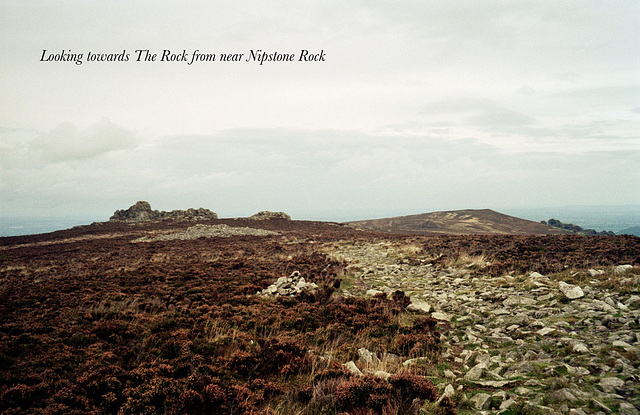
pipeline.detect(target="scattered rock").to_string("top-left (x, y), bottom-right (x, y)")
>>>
top-left (135, 224), bottom-right (278, 242)
top-left (258, 271), bottom-right (318, 297)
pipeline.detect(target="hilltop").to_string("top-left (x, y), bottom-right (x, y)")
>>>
top-left (347, 209), bottom-right (569, 235)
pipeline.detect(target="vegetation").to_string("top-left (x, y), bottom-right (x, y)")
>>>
top-left (541, 219), bottom-right (615, 236)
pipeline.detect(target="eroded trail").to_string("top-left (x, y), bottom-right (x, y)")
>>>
top-left (325, 240), bottom-right (640, 414)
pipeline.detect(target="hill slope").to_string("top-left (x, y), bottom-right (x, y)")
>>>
top-left (347, 209), bottom-right (569, 235)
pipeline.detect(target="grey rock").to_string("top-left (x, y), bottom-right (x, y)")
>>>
top-left (591, 398), bottom-right (613, 413)
top-left (620, 402), bottom-right (640, 415)
top-left (431, 311), bottom-right (452, 321)
top-left (406, 300), bottom-right (431, 313)
top-left (599, 377), bottom-right (624, 393)
top-left (357, 347), bottom-right (380, 365)
top-left (615, 265), bottom-right (633, 274)
top-left (344, 361), bottom-right (363, 376)
top-left (469, 392), bottom-right (492, 410)
top-left (500, 399), bottom-right (517, 411)
top-left (464, 362), bottom-right (486, 380)
top-left (570, 342), bottom-right (589, 353)
top-left (548, 388), bottom-right (578, 403)
top-left (559, 281), bottom-right (584, 300)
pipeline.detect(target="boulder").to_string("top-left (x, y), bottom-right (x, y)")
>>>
top-left (559, 281), bottom-right (584, 300)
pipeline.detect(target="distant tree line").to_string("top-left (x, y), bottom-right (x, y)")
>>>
top-left (541, 218), bottom-right (615, 236)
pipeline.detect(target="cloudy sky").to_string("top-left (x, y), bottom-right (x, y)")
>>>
top-left (1, 1), bottom-right (639, 221)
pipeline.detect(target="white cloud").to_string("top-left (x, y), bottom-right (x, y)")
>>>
top-left (30, 119), bottom-right (137, 163)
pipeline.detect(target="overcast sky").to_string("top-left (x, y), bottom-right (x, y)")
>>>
top-left (1, 1), bottom-right (639, 221)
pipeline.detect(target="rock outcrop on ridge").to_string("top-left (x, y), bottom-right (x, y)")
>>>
top-left (249, 211), bottom-right (291, 220)
top-left (109, 201), bottom-right (218, 222)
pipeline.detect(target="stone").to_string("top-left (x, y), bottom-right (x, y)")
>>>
top-left (366, 289), bottom-right (383, 297)
top-left (619, 402), bottom-right (640, 415)
top-left (357, 347), bottom-right (380, 365)
top-left (406, 300), bottom-right (431, 313)
top-left (612, 340), bottom-right (635, 352)
top-left (444, 369), bottom-right (456, 378)
top-left (469, 392), bottom-right (491, 410)
top-left (599, 377), bottom-right (624, 393)
top-left (500, 399), bottom-right (517, 411)
top-left (344, 361), bottom-right (363, 376)
top-left (615, 265), bottom-right (633, 274)
top-left (559, 281), bottom-right (584, 300)
top-left (570, 342), bottom-right (589, 353)
top-left (548, 388), bottom-right (578, 403)
top-left (402, 357), bottom-right (431, 367)
top-left (514, 387), bottom-right (533, 395)
top-left (370, 370), bottom-right (391, 380)
top-left (441, 384), bottom-right (455, 399)
top-left (537, 327), bottom-right (555, 336)
top-left (464, 362), bottom-right (486, 380)
top-left (431, 311), bottom-right (452, 321)
top-left (473, 380), bottom-right (516, 387)
top-left (591, 398), bottom-right (612, 413)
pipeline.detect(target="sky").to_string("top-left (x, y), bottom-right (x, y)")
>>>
top-left (1, 1), bottom-right (639, 222)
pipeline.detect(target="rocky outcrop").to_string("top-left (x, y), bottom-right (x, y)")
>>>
top-left (249, 211), bottom-right (291, 220)
top-left (258, 271), bottom-right (318, 297)
top-left (109, 201), bottom-right (218, 222)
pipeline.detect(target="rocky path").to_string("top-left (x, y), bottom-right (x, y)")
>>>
top-left (326, 241), bottom-right (640, 414)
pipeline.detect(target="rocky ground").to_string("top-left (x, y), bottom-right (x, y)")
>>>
top-left (326, 241), bottom-right (640, 414)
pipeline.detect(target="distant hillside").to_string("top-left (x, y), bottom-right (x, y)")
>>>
top-left (347, 209), bottom-right (570, 235)
top-left (619, 226), bottom-right (640, 237)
